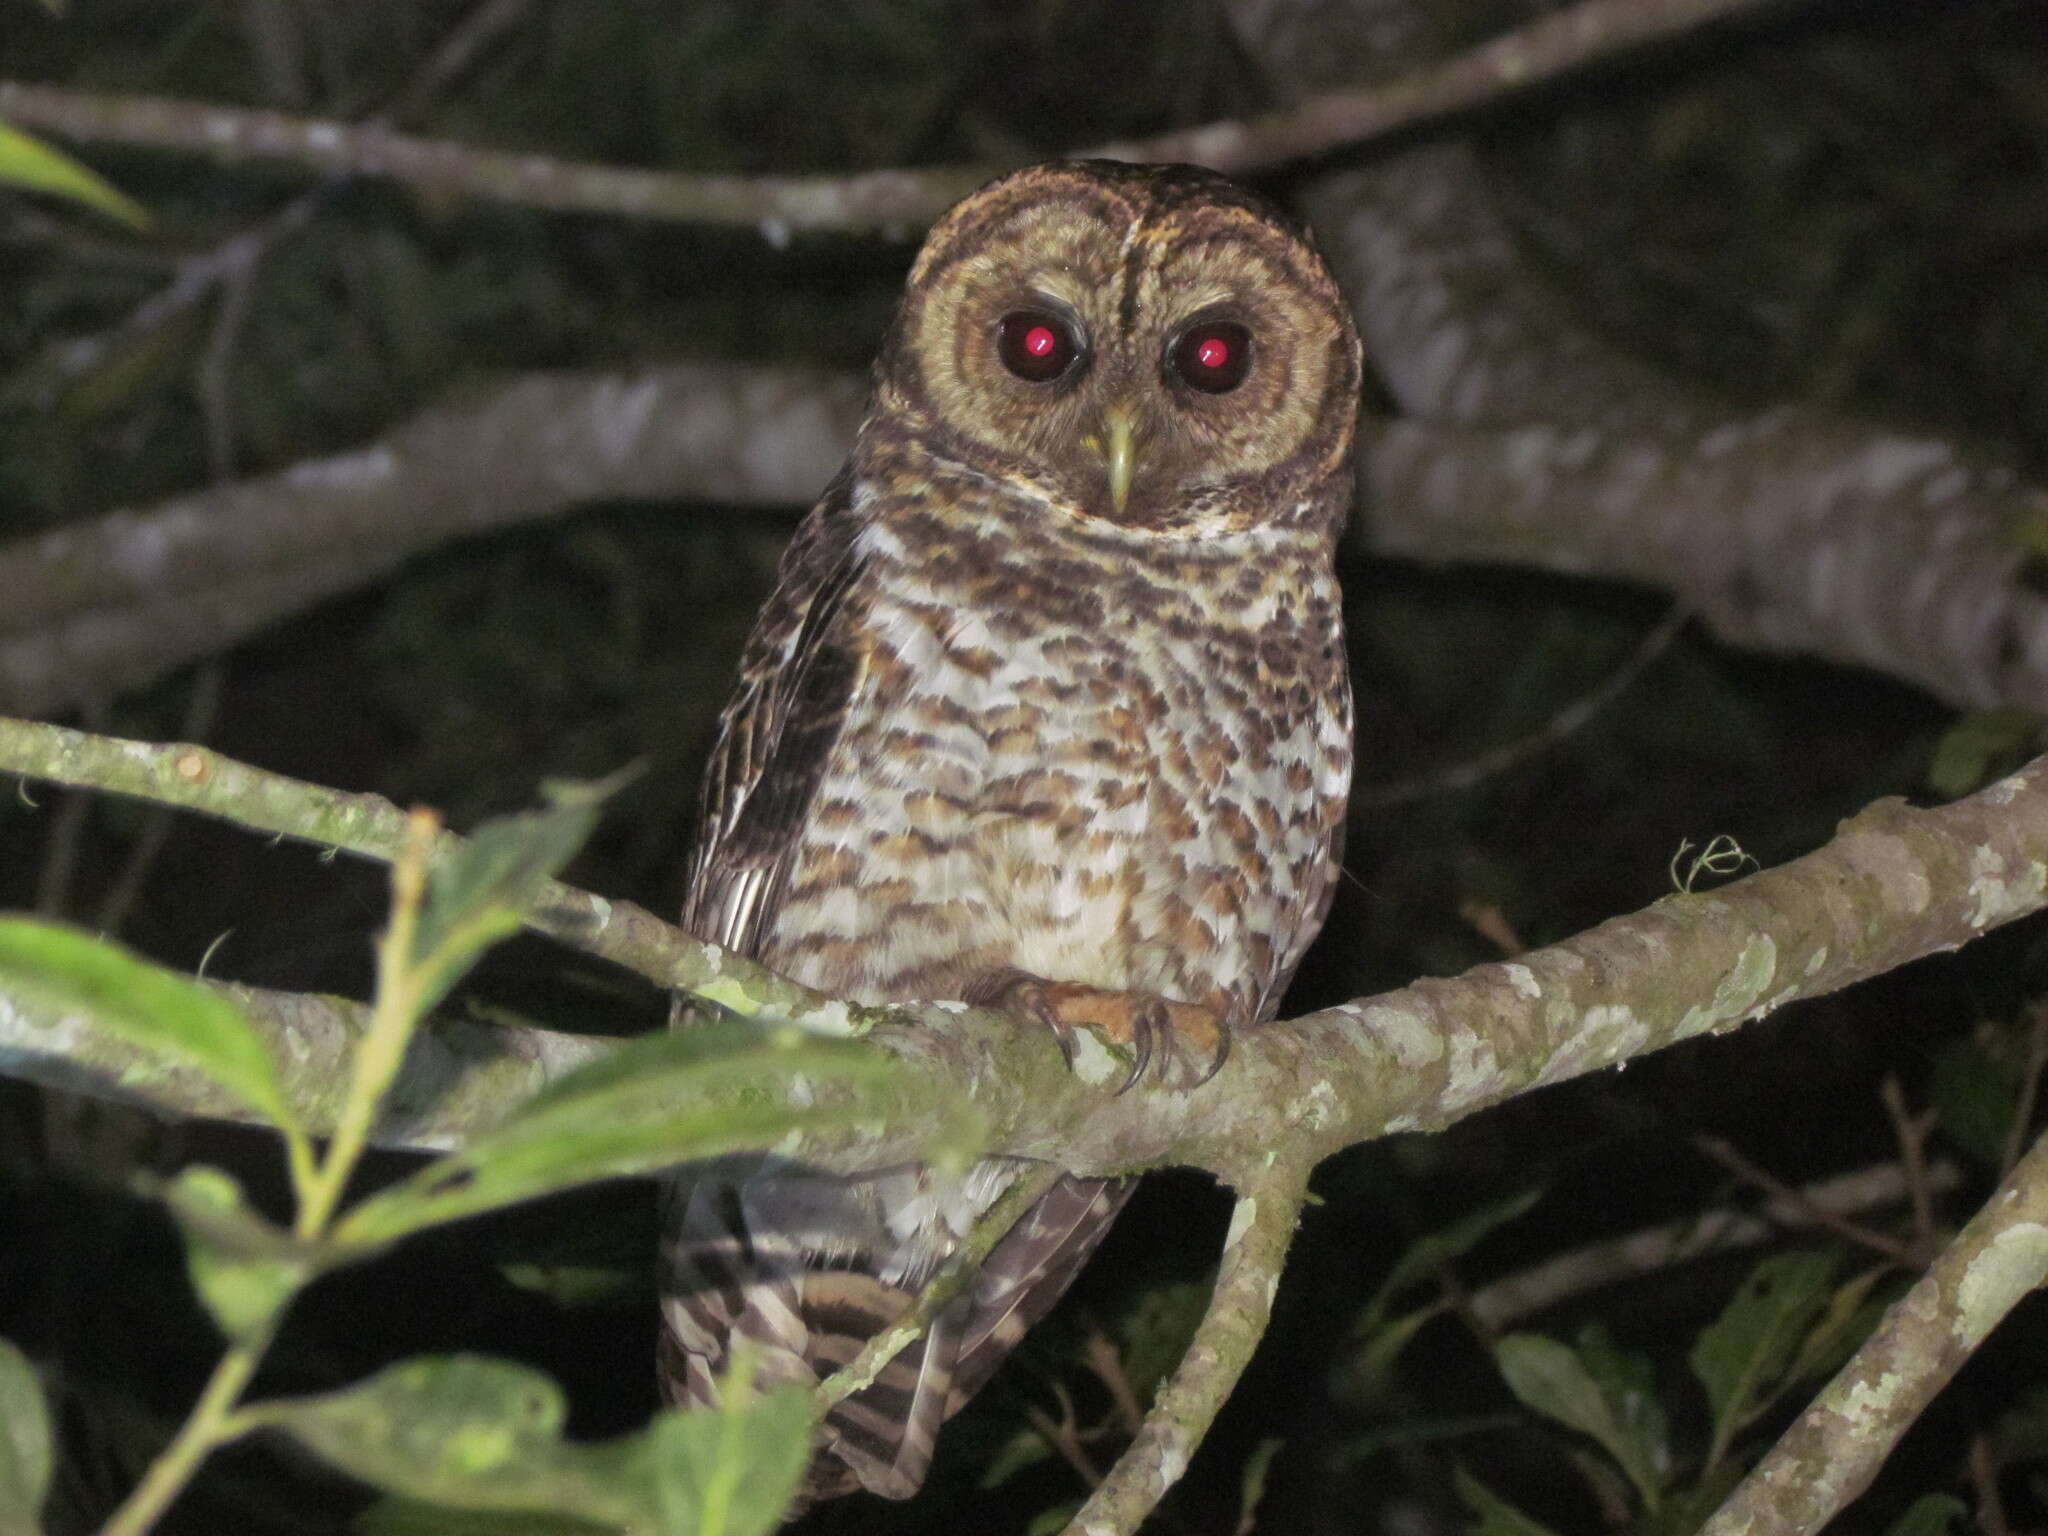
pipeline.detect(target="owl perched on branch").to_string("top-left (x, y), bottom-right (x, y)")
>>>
top-left (661, 159), bottom-right (1362, 1508)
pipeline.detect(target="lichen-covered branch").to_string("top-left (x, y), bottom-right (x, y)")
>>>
top-left (0, 976), bottom-right (607, 1151)
top-left (13, 369), bottom-right (2048, 722)
top-left (1229, 0), bottom-right (2048, 714)
top-left (1064, 1161), bottom-right (1311, 1536)
top-left (4, 716), bottom-right (2048, 1190)
top-left (0, 715), bottom-right (841, 1022)
top-left (0, 0), bottom-right (1784, 235)
top-left (0, 365), bottom-right (865, 716)
top-left (1701, 1131), bottom-right (2048, 1536)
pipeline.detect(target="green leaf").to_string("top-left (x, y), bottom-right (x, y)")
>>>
top-left (1573, 1324), bottom-right (1668, 1491)
top-left (498, 1263), bottom-right (641, 1309)
top-left (0, 919), bottom-right (301, 1136)
top-left (1786, 1265), bottom-right (1888, 1387)
top-left (1334, 1188), bottom-right (1542, 1406)
top-left (978, 1427), bottom-right (1057, 1490)
top-left (358, 1499), bottom-right (611, 1536)
top-left (1330, 1300), bottom-right (1448, 1407)
top-left (1882, 1493), bottom-right (1968, 1536)
top-left (1235, 1437), bottom-right (1284, 1535)
top-left (162, 1166), bottom-right (319, 1342)
top-left (0, 120), bottom-right (151, 231)
top-left (262, 1354), bottom-right (811, 1536)
top-left (1112, 1279), bottom-right (1211, 1406)
top-left (0, 1337), bottom-right (51, 1536)
top-left (1454, 1468), bottom-right (1568, 1536)
top-left (1926, 709), bottom-right (2044, 799)
top-left (1688, 1250), bottom-right (1837, 1467)
top-left (1930, 1033), bottom-right (2023, 1170)
top-left (408, 782), bottom-right (613, 1018)
top-left (335, 1024), bottom-right (972, 1248)
top-left (1357, 1188), bottom-right (1545, 1336)
top-left (1025, 1503), bottom-right (1083, 1536)
top-left (1494, 1332), bottom-right (1663, 1511)
top-left (640, 1352), bottom-right (811, 1536)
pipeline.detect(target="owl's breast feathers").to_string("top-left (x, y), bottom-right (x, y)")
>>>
top-left (763, 443), bottom-right (1352, 1021)
top-left (664, 445), bottom-right (1350, 1507)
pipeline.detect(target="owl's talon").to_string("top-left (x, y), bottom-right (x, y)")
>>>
top-left (965, 970), bottom-right (1225, 1091)
top-left (1113, 1002), bottom-right (1162, 1095)
top-left (1192, 1015), bottom-right (1232, 1087)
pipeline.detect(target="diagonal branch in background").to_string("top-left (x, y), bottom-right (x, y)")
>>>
top-left (2, 714), bottom-right (2047, 1190)
top-left (0, 0), bottom-right (1796, 235)
top-left (1702, 1128), bottom-right (2048, 1536)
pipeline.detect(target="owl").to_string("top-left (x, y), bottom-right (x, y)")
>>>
top-left (660, 159), bottom-right (1362, 1509)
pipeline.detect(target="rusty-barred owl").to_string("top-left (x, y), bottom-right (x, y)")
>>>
top-left (661, 159), bottom-right (1362, 1509)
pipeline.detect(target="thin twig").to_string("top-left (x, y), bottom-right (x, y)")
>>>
top-left (31, 698), bottom-right (105, 918)
top-left (1968, 1433), bottom-right (2012, 1536)
top-left (383, 0), bottom-right (533, 124)
top-left (1691, 1134), bottom-right (1910, 1262)
top-left (1467, 1159), bottom-right (1960, 1331)
top-left (94, 663), bottom-right (224, 937)
top-left (1027, 1394), bottom-right (1105, 1491)
top-left (1354, 606), bottom-right (1688, 808)
top-left (1879, 1075), bottom-right (1938, 1250)
top-left (815, 1162), bottom-right (1065, 1412)
top-left (2000, 1001), bottom-right (2048, 1177)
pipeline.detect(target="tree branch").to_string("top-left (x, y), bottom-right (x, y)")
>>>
top-left (0, 0), bottom-right (1794, 234)
top-left (4, 715), bottom-right (2047, 1190)
top-left (1064, 1161), bottom-right (1311, 1536)
top-left (0, 365), bottom-right (865, 716)
top-left (1702, 1130), bottom-right (2048, 1536)
top-left (1230, 0), bottom-right (2048, 712)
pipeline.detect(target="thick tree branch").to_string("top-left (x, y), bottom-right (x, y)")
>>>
top-left (0, 365), bottom-right (865, 716)
top-left (10, 367), bottom-right (2048, 720)
top-left (0, 0), bottom-right (1790, 234)
top-left (1365, 417), bottom-right (2048, 712)
top-left (1702, 1130), bottom-right (2048, 1536)
top-left (1065, 1162), bottom-right (1311, 1536)
top-left (1230, 0), bottom-right (2048, 711)
top-left (3, 716), bottom-right (2047, 1190)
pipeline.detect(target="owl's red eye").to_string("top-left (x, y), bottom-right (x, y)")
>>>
top-left (997, 310), bottom-right (1081, 383)
top-left (1170, 320), bottom-right (1253, 394)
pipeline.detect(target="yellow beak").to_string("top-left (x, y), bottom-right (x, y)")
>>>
top-left (1101, 406), bottom-right (1138, 516)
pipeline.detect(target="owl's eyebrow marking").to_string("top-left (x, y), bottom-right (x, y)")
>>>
top-left (1115, 215), bottom-right (1150, 337)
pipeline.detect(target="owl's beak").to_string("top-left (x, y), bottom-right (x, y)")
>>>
top-left (1099, 404), bottom-right (1139, 515)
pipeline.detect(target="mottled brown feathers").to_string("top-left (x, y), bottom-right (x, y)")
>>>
top-left (661, 160), bottom-right (1360, 1511)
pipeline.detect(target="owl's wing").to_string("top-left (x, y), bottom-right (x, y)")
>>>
top-left (680, 472), bottom-right (867, 959)
top-left (946, 1174), bottom-right (1133, 1412)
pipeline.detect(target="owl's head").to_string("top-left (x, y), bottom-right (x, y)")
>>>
top-left (873, 159), bottom-right (1363, 535)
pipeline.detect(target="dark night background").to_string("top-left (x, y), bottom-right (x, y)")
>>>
top-left (3, 2), bottom-right (2048, 1532)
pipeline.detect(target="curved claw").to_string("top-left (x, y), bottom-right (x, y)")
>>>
top-left (1113, 1001), bottom-right (1162, 1096)
top-left (1191, 1014), bottom-right (1232, 1087)
top-left (963, 968), bottom-right (1226, 1092)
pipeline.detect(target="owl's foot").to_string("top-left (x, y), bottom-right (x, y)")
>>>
top-left (964, 971), bottom-right (1230, 1093)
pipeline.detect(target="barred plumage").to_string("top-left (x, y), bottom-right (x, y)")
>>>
top-left (661, 160), bottom-right (1362, 1510)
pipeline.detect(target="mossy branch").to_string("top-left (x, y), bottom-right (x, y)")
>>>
top-left (1065, 1159), bottom-right (1311, 1536)
top-left (1702, 1129), bottom-right (2048, 1536)
top-left (4, 712), bottom-right (2047, 1189)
